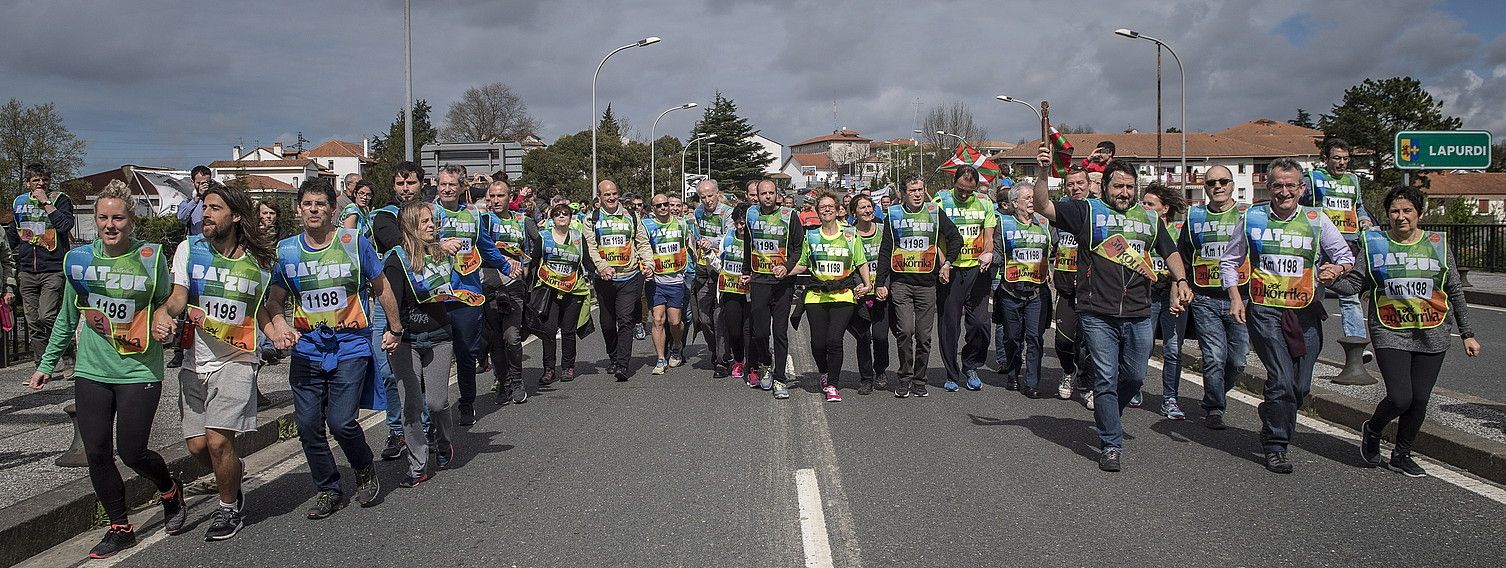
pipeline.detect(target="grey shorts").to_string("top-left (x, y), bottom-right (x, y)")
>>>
top-left (179, 362), bottom-right (259, 438)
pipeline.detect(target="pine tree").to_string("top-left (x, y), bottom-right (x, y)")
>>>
top-left (690, 92), bottom-right (774, 192)
top-left (367, 100), bottom-right (438, 204)
top-left (1289, 108), bottom-right (1315, 129)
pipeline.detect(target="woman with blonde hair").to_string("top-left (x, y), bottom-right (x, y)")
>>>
top-left (791, 190), bottom-right (872, 402)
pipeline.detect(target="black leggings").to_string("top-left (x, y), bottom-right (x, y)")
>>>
top-left (806, 302), bottom-right (855, 385)
top-left (749, 280), bottom-right (795, 377)
top-left (719, 294), bottom-right (748, 364)
top-left (1369, 348), bottom-right (1446, 453)
top-left (76, 378), bottom-right (174, 525)
top-left (540, 292), bottom-right (586, 370)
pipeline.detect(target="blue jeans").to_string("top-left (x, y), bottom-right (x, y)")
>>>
top-left (1338, 292), bottom-right (1366, 337)
top-left (1246, 304), bottom-right (1323, 453)
top-left (1189, 295), bottom-right (1249, 415)
top-left (996, 290), bottom-right (1044, 389)
top-left (372, 301), bottom-right (401, 435)
top-left (290, 355), bottom-right (375, 494)
top-left (1149, 295), bottom-right (1188, 400)
top-left (446, 303), bottom-right (484, 407)
top-left (1080, 313), bottom-right (1154, 449)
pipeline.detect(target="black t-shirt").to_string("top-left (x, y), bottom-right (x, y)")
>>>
top-left (383, 254), bottom-right (451, 336)
top-left (1052, 198), bottom-right (1177, 319)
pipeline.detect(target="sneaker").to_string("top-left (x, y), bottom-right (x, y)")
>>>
top-left (615, 365), bottom-right (631, 382)
top-left (306, 491), bottom-right (343, 519)
top-left (773, 381), bottom-right (790, 399)
top-left (381, 434), bottom-right (405, 460)
top-left (161, 479), bottom-right (188, 535)
top-left (1264, 452), bottom-right (1294, 474)
top-left (1359, 420), bottom-right (1383, 467)
top-left (943, 379), bottom-right (959, 392)
top-left (1020, 385), bottom-right (1042, 399)
top-left (1162, 398), bottom-right (1186, 420)
top-left (1057, 375), bottom-right (1073, 399)
top-left (436, 443), bottom-right (456, 470)
top-left (731, 362), bottom-right (745, 380)
top-left (966, 371), bottom-right (983, 391)
top-left (823, 385), bottom-right (843, 402)
top-left (635, 323), bottom-right (647, 340)
top-left (1128, 392), bottom-right (1143, 408)
top-left (1387, 452), bottom-right (1427, 478)
top-left (457, 403), bottom-right (475, 426)
top-left (166, 350), bottom-right (184, 369)
top-left (1363, 349), bottom-right (1374, 364)
top-left (668, 353), bottom-right (684, 367)
top-left (910, 381), bottom-right (929, 397)
top-left (1098, 448), bottom-right (1122, 472)
top-left (561, 367), bottom-right (577, 382)
top-left (894, 380), bottom-right (911, 398)
top-left (858, 381), bottom-right (874, 395)
top-left (353, 467), bottom-right (380, 507)
top-left (875, 372), bottom-right (891, 392)
top-left (88, 524), bottom-right (136, 559)
top-left (758, 367), bottom-right (773, 391)
top-left (203, 505), bottom-right (244, 541)
top-left (540, 368), bottom-right (558, 385)
top-left (1082, 389), bottom-right (1095, 410)
top-left (398, 472), bottom-right (430, 488)
top-left (1003, 376), bottom-right (1018, 391)
top-left (1205, 413), bottom-right (1227, 430)
top-left (510, 384), bottom-right (528, 404)
top-left (652, 359), bottom-right (668, 375)
top-left (713, 365), bottom-right (729, 378)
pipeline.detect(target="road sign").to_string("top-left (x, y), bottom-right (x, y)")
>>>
top-left (1394, 130), bottom-right (1493, 170)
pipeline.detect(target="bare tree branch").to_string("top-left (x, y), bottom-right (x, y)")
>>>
top-left (441, 83), bottom-right (540, 143)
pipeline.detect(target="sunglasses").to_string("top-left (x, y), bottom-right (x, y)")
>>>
top-left (653, 202), bottom-right (670, 208)
top-left (1204, 178), bottom-right (1233, 187)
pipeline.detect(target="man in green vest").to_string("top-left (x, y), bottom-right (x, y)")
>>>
top-left (584, 179), bottom-right (653, 381)
top-left (1301, 138), bottom-right (1373, 341)
top-left (934, 166), bottom-right (998, 393)
top-left (1224, 157), bottom-right (1354, 474)
top-left (6, 163), bottom-right (74, 375)
top-left (995, 182), bottom-right (1052, 398)
top-left (1034, 160), bottom-right (1191, 472)
top-left (1179, 164), bottom-right (1251, 430)
top-left (875, 174), bottom-right (961, 397)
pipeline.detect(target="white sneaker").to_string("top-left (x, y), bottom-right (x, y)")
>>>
top-left (1057, 375), bottom-right (1073, 400)
top-left (668, 353), bottom-right (684, 367)
top-left (1083, 389), bottom-right (1096, 410)
top-left (652, 360), bottom-right (667, 375)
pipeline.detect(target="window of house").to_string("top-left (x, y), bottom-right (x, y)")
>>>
top-left (1238, 163), bottom-right (1247, 174)
top-left (1480, 199), bottom-right (1490, 214)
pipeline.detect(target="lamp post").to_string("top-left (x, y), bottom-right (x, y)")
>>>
top-left (937, 130), bottom-right (968, 148)
top-left (1116, 28), bottom-right (1186, 194)
top-left (403, 0), bottom-right (412, 161)
top-left (681, 134), bottom-right (713, 200)
top-left (995, 95), bottom-right (1041, 121)
top-left (912, 129), bottom-right (925, 178)
top-left (592, 36), bottom-right (661, 198)
top-left (650, 102), bottom-right (697, 195)
top-left (997, 95), bottom-right (1044, 183)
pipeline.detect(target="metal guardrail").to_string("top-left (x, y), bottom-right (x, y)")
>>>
top-left (2, 308), bottom-right (31, 368)
top-left (1420, 223), bottom-right (1506, 272)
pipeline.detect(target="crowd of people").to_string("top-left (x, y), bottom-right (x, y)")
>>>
top-left (5, 134), bottom-right (1483, 559)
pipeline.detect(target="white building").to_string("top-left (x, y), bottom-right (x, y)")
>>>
top-left (299, 139), bottom-right (373, 185)
top-left (782, 153), bottom-right (839, 189)
top-left (747, 132), bottom-right (785, 175)
top-left (209, 141), bottom-right (331, 196)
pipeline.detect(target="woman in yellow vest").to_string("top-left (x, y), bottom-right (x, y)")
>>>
top-left (791, 190), bottom-right (872, 402)
top-left (1329, 185), bottom-right (1480, 478)
top-left (26, 180), bottom-right (183, 559)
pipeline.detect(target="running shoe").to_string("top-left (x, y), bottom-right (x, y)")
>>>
top-left (1128, 392), bottom-right (1143, 408)
top-left (306, 491), bottom-right (343, 519)
top-left (561, 367), bottom-right (577, 382)
top-left (1057, 375), bottom-right (1073, 400)
top-left (436, 443), bottom-right (456, 470)
top-left (614, 365), bottom-right (631, 382)
top-left (965, 371), bottom-right (983, 391)
top-left (161, 479), bottom-right (188, 535)
top-left (88, 524), bottom-right (136, 559)
top-left (668, 352), bottom-right (684, 367)
top-left (1020, 385), bottom-right (1043, 399)
top-left (1205, 413), bottom-right (1227, 430)
top-left (894, 380), bottom-right (910, 398)
top-left (1264, 452), bottom-right (1294, 474)
top-left (203, 505), bottom-right (244, 542)
top-left (713, 365), bottom-right (729, 378)
top-left (166, 350), bottom-right (184, 369)
top-left (1082, 389), bottom-right (1095, 410)
top-left (773, 381), bottom-right (790, 399)
top-left (1359, 419), bottom-right (1382, 467)
top-left (353, 467), bottom-right (380, 507)
top-left (398, 472), bottom-right (430, 488)
top-left (731, 361), bottom-right (745, 380)
top-left (1162, 398), bottom-right (1186, 420)
top-left (635, 323), bottom-right (647, 340)
top-left (457, 403), bottom-right (475, 426)
top-left (1003, 376), bottom-right (1018, 391)
top-left (510, 384), bottom-right (528, 404)
top-left (541, 368), bottom-right (558, 385)
top-left (910, 381), bottom-right (929, 397)
top-left (758, 367), bottom-right (773, 390)
top-left (823, 385), bottom-right (843, 402)
top-left (943, 379), bottom-right (959, 392)
top-left (1098, 448), bottom-right (1122, 472)
top-left (857, 381), bottom-right (873, 395)
top-left (652, 359), bottom-right (668, 375)
top-left (1387, 452), bottom-right (1427, 478)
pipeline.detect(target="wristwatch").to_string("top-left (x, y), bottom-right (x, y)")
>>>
top-left (1461, 332), bottom-right (1476, 340)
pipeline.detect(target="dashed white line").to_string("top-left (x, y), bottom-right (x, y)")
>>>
top-left (795, 468), bottom-right (835, 568)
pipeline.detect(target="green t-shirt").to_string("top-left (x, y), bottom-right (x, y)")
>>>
top-left (38, 240), bottom-right (172, 383)
top-left (798, 225), bottom-right (867, 304)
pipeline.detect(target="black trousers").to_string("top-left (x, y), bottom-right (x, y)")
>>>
top-left (806, 301), bottom-right (855, 386)
top-left (847, 298), bottom-right (889, 382)
top-left (1370, 348), bottom-right (1447, 453)
top-left (77, 378), bottom-right (174, 525)
top-left (937, 266), bottom-right (992, 383)
top-left (718, 293), bottom-right (748, 364)
top-left (692, 269), bottom-right (722, 366)
top-left (748, 279), bottom-right (795, 379)
top-left (595, 274), bottom-right (644, 372)
top-left (540, 292), bottom-right (586, 369)
top-left (484, 281), bottom-right (527, 389)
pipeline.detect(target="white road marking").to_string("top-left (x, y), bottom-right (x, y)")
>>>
top-left (795, 468), bottom-right (835, 568)
top-left (1148, 359), bottom-right (1506, 505)
top-left (1467, 303), bottom-right (1506, 314)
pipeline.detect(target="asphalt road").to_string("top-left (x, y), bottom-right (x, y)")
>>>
top-left (1315, 296), bottom-right (1506, 403)
top-left (31, 309), bottom-right (1506, 567)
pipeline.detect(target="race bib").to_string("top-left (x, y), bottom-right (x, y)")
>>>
top-left (89, 295), bottom-right (136, 323)
top-left (454, 239), bottom-right (473, 255)
top-left (1323, 196), bottom-right (1353, 211)
top-left (655, 241), bottom-right (681, 255)
top-left (300, 286), bottom-right (349, 313)
top-left (958, 225), bottom-right (981, 239)
top-left (1013, 248), bottom-right (1044, 263)
top-left (1384, 277), bottom-right (1434, 300)
top-left (1260, 254), bottom-right (1306, 278)
top-left (546, 261), bottom-right (576, 275)
top-left (202, 297), bottom-right (248, 325)
top-left (600, 234), bottom-right (627, 247)
top-left (898, 236), bottom-right (930, 251)
top-left (1200, 242), bottom-right (1228, 260)
top-left (722, 260), bottom-right (743, 276)
top-left (753, 239), bottom-right (779, 253)
top-left (18, 221), bottom-right (45, 241)
top-left (815, 260), bottom-right (844, 277)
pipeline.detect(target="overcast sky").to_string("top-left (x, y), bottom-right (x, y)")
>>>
top-left (3, 0), bottom-right (1503, 175)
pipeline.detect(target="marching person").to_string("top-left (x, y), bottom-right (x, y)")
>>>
top-left (1180, 165), bottom-right (1251, 429)
top-left (1330, 185), bottom-right (1479, 478)
top-left (1302, 138), bottom-right (1373, 343)
top-left (340, 179), bottom-right (375, 237)
top-left (1139, 182), bottom-right (1189, 417)
top-left (8, 163), bottom-right (75, 378)
top-left (1034, 160), bottom-right (1191, 472)
top-left (719, 204), bottom-right (754, 385)
top-left (847, 194), bottom-right (889, 394)
top-left (644, 193), bottom-right (697, 374)
top-left (584, 180), bottom-right (654, 381)
top-left (994, 182), bottom-right (1052, 398)
top-left (262, 179), bottom-right (403, 517)
top-left (151, 183), bottom-right (275, 541)
top-left (370, 161), bottom-right (426, 460)
top-left (934, 165), bottom-right (997, 392)
top-left (433, 164), bottom-right (511, 425)
top-left (27, 181), bottom-right (184, 559)
top-left (1223, 157), bottom-right (1354, 474)
top-left (1044, 163), bottom-right (1095, 402)
top-left (536, 203), bottom-right (593, 381)
top-left (876, 175), bottom-right (961, 398)
top-left (692, 179), bottom-right (734, 375)
top-left (791, 191), bottom-right (871, 402)
top-left (480, 179), bottom-right (537, 403)
top-left (744, 179), bottom-right (803, 398)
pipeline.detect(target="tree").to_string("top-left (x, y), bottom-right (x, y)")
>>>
top-left (521, 108), bottom-right (654, 202)
top-left (366, 100), bottom-right (439, 204)
top-left (1488, 142), bottom-right (1506, 172)
top-left (689, 92), bottom-right (774, 190)
top-left (440, 82), bottom-right (539, 143)
top-left (1165, 127), bottom-right (1182, 133)
top-left (0, 99), bottom-right (86, 201)
top-left (1318, 77), bottom-right (1463, 217)
top-left (1054, 122), bottom-right (1095, 134)
top-left (1289, 108), bottom-right (1316, 129)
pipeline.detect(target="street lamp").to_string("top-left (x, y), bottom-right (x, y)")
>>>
top-left (1116, 28), bottom-right (1186, 193)
top-left (681, 134), bottom-right (713, 200)
top-left (592, 36), bottom-right (661, 198)
top-left (403, 0), bottom-right (413, 161)
top-left (912, 129), bottom-right (925, 177)
top-left (650, 102), bottom-right (697, 195)
top-left (995, 95), bottom-right (1041, 121)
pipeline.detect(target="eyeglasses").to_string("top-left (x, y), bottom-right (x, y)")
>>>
top-left (653, 202), bottom-right (670, 208)
top-left (1204, 178), bottom-right (1233, 187)
top-left (1269, 182), bottom-right (1301, 191)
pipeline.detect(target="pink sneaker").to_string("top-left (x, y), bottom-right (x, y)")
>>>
top-left (731, 361), bottom-right (745, 380)
top-left (823, 385), bottom-right (843, 402)
top-left (746, 367), bottom-right (761, 388)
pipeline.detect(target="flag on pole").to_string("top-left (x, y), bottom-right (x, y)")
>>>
top-left (1047, 127), bottom-right (1075, 179)
top-left (936, 142), bottom-right (1002, 184)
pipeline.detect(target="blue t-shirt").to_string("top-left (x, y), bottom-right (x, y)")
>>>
top-left (271, 232), bottom-right (384, 369)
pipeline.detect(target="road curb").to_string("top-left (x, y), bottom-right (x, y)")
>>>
top-left (0, 405), bottom-right (299, 568)
top-left (1463, 289), bottom-right (1506, 309)
top-left (1166, 344), bottom-right (1506, 485)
